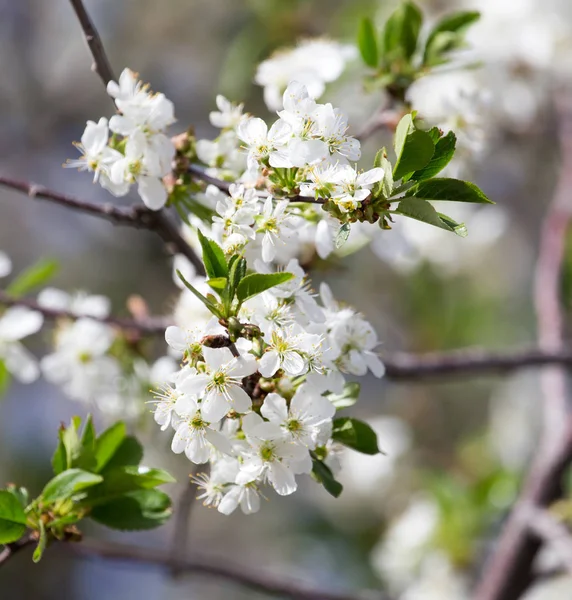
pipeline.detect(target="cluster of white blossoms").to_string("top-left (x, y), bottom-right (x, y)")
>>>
top-left (67, 68), bottom-right (176, 210)
top-left (36, 288), bottom-right (176, 419)
top-left (156, 271), bottom-right (383, 515)
top-left (255, 39), bottom-right (356, 111)
top-left (190, 80), bottom-right (384, 266)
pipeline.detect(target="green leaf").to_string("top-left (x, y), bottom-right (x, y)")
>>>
top-left (176, 270), bottom-right (224, 319)
top-left (90, 489), bottom-right (172, 531)
top-left (395, 197), bottom-right (467, 236)
top-left (0, 361), bottom-right (10, 398)
top-left (358, 17), bottom-right (378, 67)
top-left (75, 414), bottom-right (97, 471)
top-left (52, 416), bottom-right (83, 475)
top-left (207, 277), bottom-right (228, 292)
top-left (6, 485), bottom-right (29, 509)
top-left (335, 223), bottom-right (351, 250)
top-left (6, 258), bottom-right (59, 297)
top-left (197, 229), bottom-right (228, 279)
top-left (228, 255), bottom-right (247, 299)
top-left (236, 272), bottom-right (294, 303)
top-left (0, 490), bottom-right (27, 544)
top-left (406, 178), bottom-right (494, 204)
top-left (381, 1), bottom-right (423, 63)
top-left (393, 114), bottom-right (435, 181)
top-left (32, 520), bottom-right (47, 563)
top-left (411, 131), bottom-right (457, 181)
top-left (327, 382), bottom-right (361, 410)
top-left (373, 148), bottom-right (394, 199)
top-left (311, 458), bottom-right (343, 498)
top-left (93, 422), bottom-right (126, 472)
top-left (424, 11), bottom-right (480, 65)
top-left (332, 417), bottom-right (382, 455)
top-left (100, 436), bottom-right (144, 472)
top-left (42, 469), bottom-right (103, 504)
top-left (83, 466), bottom-right (175, 507)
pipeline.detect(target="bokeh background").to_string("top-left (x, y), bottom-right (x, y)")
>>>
top-left (1, 0), bottom-right (572, 598)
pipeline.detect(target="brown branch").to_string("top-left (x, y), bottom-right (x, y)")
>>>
top-left (67, 538), bottom-right (378, 600)
top-left (475, 95), bottom-right (572, 600)
top-left (0, 533), bottom-right (35, 567)
top-left (65, 0), bottom-right (205, 275)
top-left (526, 506), bottom-right (572, 575)
top-left (169, 467), bottom-right (200, 577)
top-left (69, 0), bottom-right (115, 89)
top-left (355, 104), bottom-right (401, 142)
top-left (0, 290), bottom-right (168, 335)
top-left (0, 176), bottom-right (205, 274)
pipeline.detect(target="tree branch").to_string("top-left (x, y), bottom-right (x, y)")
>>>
top-left (0, 290), bottom-right (168, 335)
top-left (67, 538), bottom-right (378, 600)
top-left (526, 506), bottom-right (572, 576)
top-left (0, 175), bottom-right (205, 274)
top-left (0, 533), bottom-right (35, 567)
top-left (69, 0), bottom-right (115, 89)
top-left (475, 94), bottom-right (572, 600)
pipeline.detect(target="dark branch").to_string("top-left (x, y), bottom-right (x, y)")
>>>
top-left (526, 506), bottom-right (572, 575)
top-left (67, 538), bottom-right (377, 600)
top-left (0, 176), bottom-right (205, 274)
top-left (474, 94), bottom-right (572, 600)
top-left (0, 290), bottom-right (168, 335)
top-left (69, 0), bottom-right (115, 87)
top-left (0, 533), bottom-right (35, 567)
top-left (381, 346), bottom-right (572, 379)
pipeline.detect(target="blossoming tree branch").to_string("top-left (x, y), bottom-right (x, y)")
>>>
top-left (2, 1), bottom-right (569, 600)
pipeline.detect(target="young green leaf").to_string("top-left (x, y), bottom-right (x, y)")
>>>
top-left (42, 469), bottom-right (103, 504)
top-left (89, 489), bottom-right (172, 531)
top-left (176, 270), bottom-right (224, 319)
top-left (393, 119), bottom-right (435, 181)
top-left (335, 223), bottom-right (351, 249)
top-left (32, 520), bottom-right (47, 563)
top-left (100, 436), bottom-right (144, 472)
top-left (381, 1), bottom-right (423, 63)
top-left (0, 490), bottom-right (27, 544)
top-left (236, 272), bottom-right (294, 303)
top-left (394, 197), bottom-right (467, 236)
top-left (332, 417), bottom-right (382, 455)
top-left (424, 11), bottom-right (480, 66)
top-left (311, 457), bottom-right (343, 498)
top-left (197, 229), bottom-right (228, 279)
top-left (82, 466), bottom-right (175, 506)
top-left (6, 258), bottom-right (59, 297)
top-left (93, 421), bottom-right (126, 472)
top-left (358, 17), bottom-right (379, 67)
top-left (52, 416), bottom-right (83, 475)
top-left (207, 277), bottom-right (228, 292)
top-left (228, 255), bottom-right (247, 299)
top-left (406, 178), bottom-right (494, 203)
top-left (410, 131), bottom-right (457, 181)
top-left (372, 148), bottom-right (394, 199)
top-left (327, 382), bottom-right (361, 410)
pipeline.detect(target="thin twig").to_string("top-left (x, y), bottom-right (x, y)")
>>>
top-left (0, 290), bottom-right (168, 335)
top-left (65, 0), bottom-right (205, 275)
top-left (525, 506), bottom-right (572, 576)
top-left (0, 533), bottom-right (35, 567)
top-left (68, 0), bottom-right (115, 89)
top-left (475, 95), bottom-right (572, 600)
top-left (0, 176), bottom-right (205, 274)
top-left (169, 467), bottom-right (199, 577)
top-left (355, 103), bottom-right (401, 142)
top-left (7, 281), bottom-right (572, 377)
top-left (67, 538), bottom-right (379, 600)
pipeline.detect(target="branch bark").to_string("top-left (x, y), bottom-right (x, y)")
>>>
top-left (0, 175), bottom-right (205, 274)
top-left (0, 533), bottom-right (35, 567)
top-left (0, 290), bottom-right (168, 335)
top-left (67, 538), bottom-right (378, 600)
top-left (474, 95), bottom-right (572, 600)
